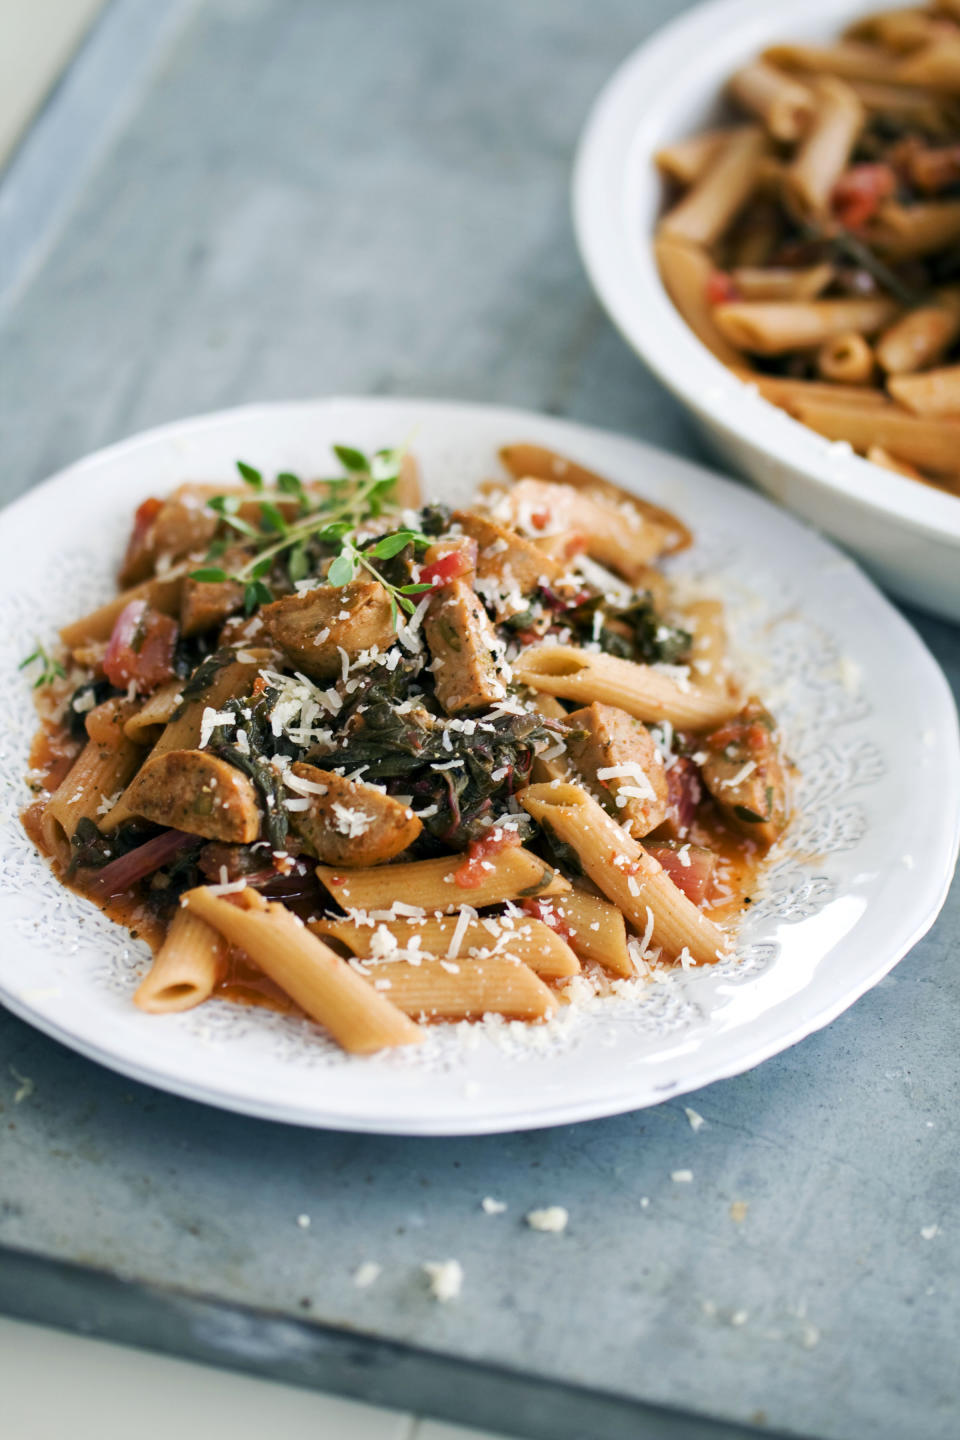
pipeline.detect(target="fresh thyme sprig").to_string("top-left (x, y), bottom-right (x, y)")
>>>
top-left (190, 446), bottom-right (431, 617)
top-left (19, 644), bottom-right (66, 689)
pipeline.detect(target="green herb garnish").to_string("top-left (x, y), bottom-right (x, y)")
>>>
top-left (19, 644), bottom-right (66, 689)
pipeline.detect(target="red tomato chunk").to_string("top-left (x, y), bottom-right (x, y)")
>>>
top-left (104, 600), bottom-right (179, 691)
top-left (831, 164), bottom-right (897, 231)
top-left (453, 826), bottom-right (521, 888)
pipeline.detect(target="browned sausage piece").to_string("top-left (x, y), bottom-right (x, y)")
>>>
top-left (565, 702), bottom-right (668, 839)
top-left (286, 762), bottom-right (421, 866)
top-left (122, 749), bottom-right (262, 842)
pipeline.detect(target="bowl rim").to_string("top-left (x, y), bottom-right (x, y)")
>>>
top-left (572, 0), bottom-right (960, 547)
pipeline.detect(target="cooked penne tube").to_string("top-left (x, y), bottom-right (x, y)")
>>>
top-left (896, 35), bottom-right (960, 91)
top-left (784, 77), bottom-right (864, 215)
top-left (123, 679), bottom-right (183, 742)
top-left (355, 957), bottom-right (558, 1022)
top-left (100, 649), bottom-right (270, 832)
top-left (659, 126), bottom-right (768, 247)
top-left (312, 913), bottom-right (581, 979)
top-left (713, 297), bottom-right (899, 356)
top-left (512, 644), bottom-right (741, 729)
top-left (844, 77), bottom-right (955, 125)
top-left (845, 9), bottom-right (954, 52)
top-left (791, 398), bottom-right (960, 476)
top-left (492, 478), bottom-right (672, 579)
top-left (316, 846), bottom-right (570, 914)
top-left (655, 236), bottom-right (745, 367)
top-left (60, 568), bottom-right (186, 648)
top-left (727, 59), bottom-right (814, 142)
top-left (735, 370), bottom-right (892, 409)
top-left (875, 290), bottom-right (960, 374)
top-left (393, 452), bottom-right (422, 508)
top-left (762, 41), bottom-right (901, 82)
top-left (531, 889), bottom-right (634, 978)
top-left (520, 783), bottom-right (728, 966)
top-left (867, 445), bottom-right (926, 480)
top-left (888, 363), bottom-right (960, 415)
top-left (182, 887), bottom-right (422, 1052)
top-left (817, 332), bottom-right (875, 384)
top-left (41, 736), bottom-right (142, 863)
top-left (654, 129), bottom-right (730, 186)
top-left (731, 263), bottom-right (835, 301)
top-left (869, 200), bottom-right (960, 260)
top-left (133, 908), bottom-right (226, 1013)
top-left (497, 443), bottom-right (692, 552)
top-left (684, 598), bottom-right (732, 693)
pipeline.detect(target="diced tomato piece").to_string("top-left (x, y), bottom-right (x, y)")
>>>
top-left (706, 270), bottom-right (740, 306)
top-left (645, 840), bottom-right (716, 905)
top-left (831, 164), bottom-right (897, 231)
top-left (529, 509), bottom-right (551, 530)
top-left (453, 826), bottom-right (521, 888)
top-left (420, 540), bottom-right (478, 589)
top-left (103, 600), bottom-right (179, 691)
top-left (522, 896), bottom-right (575, 942)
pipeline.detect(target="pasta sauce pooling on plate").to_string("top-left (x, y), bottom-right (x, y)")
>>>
top-left (21, 439), bottom-right (791, 1053)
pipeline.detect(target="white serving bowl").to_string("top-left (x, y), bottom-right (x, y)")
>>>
top-left (573, 0), bottom-right (960, 622)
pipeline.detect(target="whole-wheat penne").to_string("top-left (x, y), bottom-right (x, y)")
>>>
top-left (888, 364), bottom-right (960, 415)
top-left (817, 332), bottom-right (875, 385)
top-left (512, 644), bottom-right (741, 729)
top-left (846, 9), bottom-right (953, 52)
top-left (896, 35), bottom-right (960, 90)
top-left (497, 442), bottom-right (692, 551)
top-left (532, 889), bottom-right (634, 979)
top-left (784, 77), bottom-right (864, 215)
top-left (875, 290), bottom-right (960, 374)
top-left (492, 478), bottom-right (671, 579)
top-left (728, 59), bottom-right (814, 142)
top-left (736, 371), bottom-right (892, 410)
top-left (317, 847), bottom-right (570, 915)
top-left (654, 130), bottom-right (730, 186)
top-left (731, 263), bottom-right (835, 302)
top-left (60, 568), bottom-right (186, 648)
top-left (655, 236), bottom-right (745, 368)
top-left (659, 126), bottom-right (768, 248)
top-left (869, 200), bottom-right (960, 260)
top-left (714, 298), bottom-right (899, 356)
top-left (520, 784), bottom-right (728, 967)
top-left (311, 914), bottom-right (581, 980)
top-left (762, 41), bottom-right (901, 82)
top-left (183, 887), bottom-right (422, 1052)
top-left (684, 598), bottom-right (732, 694)
top-left (866, 445), bottom-right (926, 480)
top-left (792, 398), bottom-right (960, 476)
top-left (123, 679), bottom-right (184, 742)
top-left (844, 77), bottom-right (955, 125)
top-left (42, 737), bottom-right (142, 863)
top-left (355, 956), bottom-right (557, 1021)
top-left (134, 908), bottom-right (226, 1014)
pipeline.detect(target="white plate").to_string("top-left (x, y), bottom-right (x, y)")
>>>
top-left (572, 0), bottom-right (960, 622)
top-left (0, 398), bottom-right (957, 1134)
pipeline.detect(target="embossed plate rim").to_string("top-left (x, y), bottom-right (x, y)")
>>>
top-left (0, 397), bottom-right (956, 1133)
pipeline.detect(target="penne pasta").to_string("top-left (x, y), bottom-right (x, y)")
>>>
top-left (888, 363), bottom-right (960, 415)
top-left (492, 478), bottom-right (672, 580)
top-left (316, 846), bottom-right (570, 914)
top-left (875, 290), bottom-right (960, 374)
top-left (713, 298), bottom-right (899, 356)
top-left (655, 236), bottom-right (745, 367)
top-left (512, 644), bottom-right (741, 729)
top-left (183, 887), bottom-right (423, 1052)
top-left (727, 59), bottom-right (815, 142)
top-left (817, 332), bottom-right (875, 385)
top-left (60, 568), bottom-right (186, 648)
top-left (896, 35), bottom-right (960, 91)
top-left (866, 445), bottom-right (926, 480)
top-left (684, 598), bottom-right (732, 694)
top-left (355, 957), bottom-right (558, 1022)
top-left (734, 370), bottom-right (892, 409)
top-left (42, 736), bottom-right (142, 864)
top-left (123, 678), bottom-right (183, 742)
top-left (762, 41), bottom-right (901, 82)
top-left (133, 908), bottom-right (226, 1014)
top-left (846, 9), bottom-right (955, 52)
top-left (520, 784), bottom-right (728, 966)
top-left (655, 129), bottom-right (730, 186)
top-left (868, 200), bottom-right (960, 260)
top-left (311, 914), bottom-right (581, 979)
top-left (497, 442), bottom-right (692, 552)
top-left (659, 126), bottom-right (768, 248)
top-left (784, 77), bottom-right (864, 216)
top-left (731, 263), bottom-right (835, 302)
top-left (790, 398), bottom-right (960, 476)
top-left (531, 888), bottom-right (634, 979)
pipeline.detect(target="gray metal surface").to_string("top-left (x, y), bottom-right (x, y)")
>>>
top-left (0, 2), bottom-right (957, 1438)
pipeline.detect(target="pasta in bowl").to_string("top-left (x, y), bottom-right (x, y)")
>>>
top-left (21, 438), bottom-right (791, 1055)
